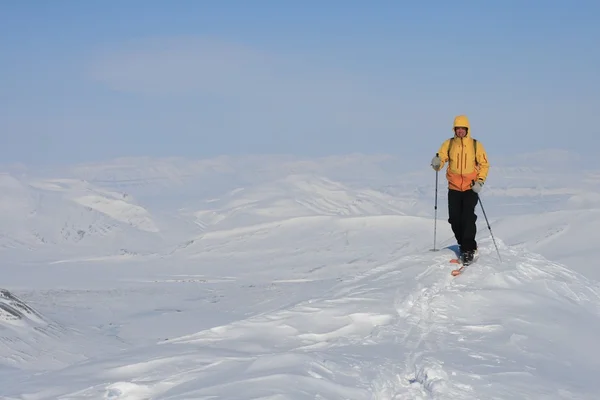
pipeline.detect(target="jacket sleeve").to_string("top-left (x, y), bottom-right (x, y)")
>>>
top-left (437, 139), bottom-right (450, 168)
top-left (476, 141), bottom-right (490, 182)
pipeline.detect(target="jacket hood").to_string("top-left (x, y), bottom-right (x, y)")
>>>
top-left (453, 115), bottom-right (471, 137)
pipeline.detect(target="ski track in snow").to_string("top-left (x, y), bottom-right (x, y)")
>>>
top-left (377, 245), bottom-right (600, 400)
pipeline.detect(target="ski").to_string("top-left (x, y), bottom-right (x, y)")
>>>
top-left (449, 253), bottom-right (478, 276)
top-left (450, 259), bottom-right (465, 276)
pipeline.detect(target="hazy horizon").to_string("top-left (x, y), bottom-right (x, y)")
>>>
top-left (2, 1), bottom-right (598, 166)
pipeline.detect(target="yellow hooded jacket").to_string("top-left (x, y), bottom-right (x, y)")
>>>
top-left (437, 115), bottom-right (489, 192)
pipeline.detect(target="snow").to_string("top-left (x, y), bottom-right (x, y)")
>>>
top-left (1, 150), bottom-right (599, 399)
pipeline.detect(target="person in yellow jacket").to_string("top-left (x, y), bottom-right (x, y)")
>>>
top-left (430, 115), bottom-right (489, 264)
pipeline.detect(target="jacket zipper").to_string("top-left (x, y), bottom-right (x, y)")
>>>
top-left (460, 137), bottom-right (464, 190)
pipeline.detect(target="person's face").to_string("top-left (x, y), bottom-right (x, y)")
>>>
top-left (454, 127), bottom-right (467, 137)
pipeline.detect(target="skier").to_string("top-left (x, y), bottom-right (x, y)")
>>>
top-left (430, 115), bottom-right (489, 264)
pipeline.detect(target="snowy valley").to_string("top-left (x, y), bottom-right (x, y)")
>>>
top-left (1, 151), bottom-right (599, 399)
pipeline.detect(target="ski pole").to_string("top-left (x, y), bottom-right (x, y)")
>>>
top-left (477, 195), bottom-right (501, 262)
top-left (431, 154), bottom-right (439, 251)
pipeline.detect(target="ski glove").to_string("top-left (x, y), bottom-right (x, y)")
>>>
top-left (431, 155), bottom-right (441, 171)
top-left (472, 180), bottom-right (484, 193)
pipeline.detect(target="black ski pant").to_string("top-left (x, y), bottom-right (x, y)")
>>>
top-left (448, 188), bottom-right (479, 253)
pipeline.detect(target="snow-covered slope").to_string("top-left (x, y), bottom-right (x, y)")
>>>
top-left (0, 288), bottom-right (71, 371)
top-left (0, 288), bottom-right (124, 373)
top-left (3, 238), bottom-right (600, 399)
top-left (188, 174), bottom-right (411, 232)
top-left (28, 177), bottom-right (159, 233)
top-left (1, 150), bottom-right (599, 399)
top-left (0, 173), bottom-right (186, 261)
top-left (494, 207), bottom-right (600, 281)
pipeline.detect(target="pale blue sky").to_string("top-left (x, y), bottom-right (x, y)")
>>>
top-left (1, 0), bottom-right (598, 165)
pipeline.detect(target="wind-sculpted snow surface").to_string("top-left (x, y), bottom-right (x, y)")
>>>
top-left (4, 239), bottom-right (600, 399)
top-left (387, 244), bottom-right (600, 399)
